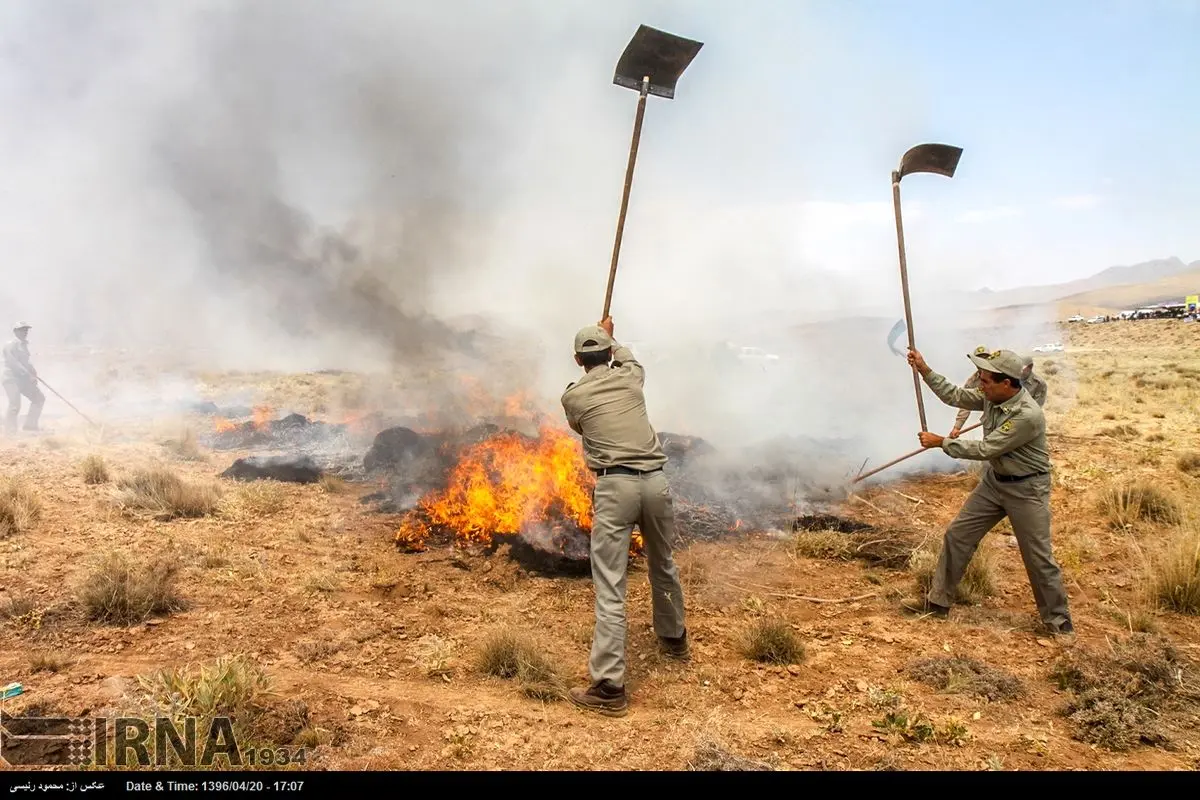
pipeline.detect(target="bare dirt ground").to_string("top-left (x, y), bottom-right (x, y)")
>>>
top-left (1, 320), bottom-right (1199, 772)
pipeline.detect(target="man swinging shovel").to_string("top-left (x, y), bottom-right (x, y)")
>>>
top-left (890, 142), bottom-right (963, 432)
top-left (600, 24), bottom-right (703, 320)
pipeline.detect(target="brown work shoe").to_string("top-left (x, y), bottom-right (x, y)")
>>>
top-left (568, 680), bottom-right (628, 717)
top-left (900, 596), bottom-right (950, 619)
top-left (658, 630), bottom-right (690, 661)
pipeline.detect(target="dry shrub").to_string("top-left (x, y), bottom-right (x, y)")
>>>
top-left (77, 551), bottom-right (187, 624)
top-left (1100, 481), bottom-right (1182, 530)
top-left (318, 475), bottom-right (348, 494)
top-left (909, 540), bottom-right (996, 605)
top-left (476, 628), bottom-right (565, 700)
top-left (294, 638), bottom-right (341, 664)
top-left (687, 740), bottom-right (773, 771)
top-left (113, 465), bottom-right (221, 519)
top-left (740, 619), bottom-right (804, 665)
top-left (1177, 452), bottom-right (1200, 478)
top-left (161, 429), bottom-right (203, 461)
top-left (80, 454), bottom-right (110, 485)
top-left (1099, 424), bottom-right (1139, 441)
top-left (792, 524), bottom-right (917, 569)
top-left (1, 594), bottom-right (35, 619)
top-left (1050, 633), bottom-right (1198, 751)
top-left (1146, 525), bottom-right (1200, 615)
top-left (131, 656), bottom-right (285, 768)
top-left (0, 477), bottom-right (41, 538)
top-left (906, 657), bottom-right (1024, 702)
top-left (230, 482), bottom-right (288, 517)
top-left (29, 651), bottom-right (74, 673)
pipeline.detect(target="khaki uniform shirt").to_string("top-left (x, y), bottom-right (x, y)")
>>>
top-left (954, 369), bottom-right (1046, 428)
top-left (561, 341), bottom-right (667, 472)
top-left (2, 339), bottom-right (34, 383)
top-left (924, 371), bottom-right (1050, 476)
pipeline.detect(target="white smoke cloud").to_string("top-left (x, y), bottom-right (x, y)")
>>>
top-left (0, 0), bottom-right (1070, 489)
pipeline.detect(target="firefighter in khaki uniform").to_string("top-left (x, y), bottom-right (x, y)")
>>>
top-left (902, 347), bottom-right (1074, 636)
top-left (561, 317), bottom-right (688, 717)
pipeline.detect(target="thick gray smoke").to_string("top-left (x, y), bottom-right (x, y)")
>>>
top-left (0, 1), bottom-right (1070, 489)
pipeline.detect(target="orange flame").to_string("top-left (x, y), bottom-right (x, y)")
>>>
top-left (395, 412), bottom-right (644, 560)
top-left (252, 405), bottom-right (273, 430)
top-left (213, 417), bottom-right (238, 433)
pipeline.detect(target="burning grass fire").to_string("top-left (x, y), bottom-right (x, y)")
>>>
top-left (393, 423), bottom-right (644, 561)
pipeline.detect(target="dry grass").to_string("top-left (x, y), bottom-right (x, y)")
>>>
top-left (1146, 525), bottom-right (1200, 615)
top-left (1050, 633), bottom-right (1198, 751)
top-left (687, 740), bottom-right (773, 771)
top-left (113, 465), bottom-right (221, 519)
top-left (739, 619), bottom-right (805, 665)
top-left (161, 428), bottom-right (203, 461)
top-left (29, 651), bottom-right (74, 673)
top-left (229, 481), bottom-right (288, 517)
top-left (791, 525), bottom-right (917, 569)
top-left (909, 540), bottom-right (997, 605)
top-left (1177, 452), bottom-right (1200, 477)
top-left (475, 628), bottom-right (566, 700)
top-left (80, 454), bottom-right (111, 485)
top-left (906, 657), bottom-right (1024, 702)
top-left (77, 550), bottom-right (187, 624)
top-left (0, 476), bottom-right (41, 538)
top-left (1099, 481), bottom-right (1182, 530)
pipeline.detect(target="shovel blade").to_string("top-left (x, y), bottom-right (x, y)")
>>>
top-left (897, 143), bottom-right (963, 180)
top-left (614, 24), bottom-right (703, 99)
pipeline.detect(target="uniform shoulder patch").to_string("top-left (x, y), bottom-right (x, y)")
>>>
top-left (1000, 420), bottom-right (1013, 433)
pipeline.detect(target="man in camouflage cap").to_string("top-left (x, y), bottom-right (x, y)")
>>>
top-left (561, 316), bottom-right (688, 717)
top-left (902, 346), bottom-right (1073, 636)
top-left (2, 322), bottom-right (45, 436)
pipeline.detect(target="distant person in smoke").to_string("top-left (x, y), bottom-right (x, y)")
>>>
top-left (560, 316), bottom-right (688, 717)
top-left (902, 346), bottom-right (1073, 637)
top-left (2, 322), bottom-right (45, 436)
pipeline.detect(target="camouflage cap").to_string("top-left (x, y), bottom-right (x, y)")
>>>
top-left (13, 321), bottom-right (30, 331)
top-left (1021, 354), bottom-right (1034, 370)
top-left (574, 325), bottom-right (613, 354)
top-left (968, 348), bottom-right (1025, 380)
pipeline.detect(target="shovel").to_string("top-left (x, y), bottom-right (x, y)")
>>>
top-left (852, 421), bottom-right (981, 484)
top-left (891, 143), bottom-right (963, 431)
top-left (601, 24), bottom-right (703, 320)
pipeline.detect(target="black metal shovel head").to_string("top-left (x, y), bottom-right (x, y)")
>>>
top-left (897, 143), bottom-right (963, 180)
top-left (613, 24), bottom-right (703, 100)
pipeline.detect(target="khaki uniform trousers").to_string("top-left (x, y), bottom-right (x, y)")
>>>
top-left (3, 377), bottom-right (44, 435)
top-left (588, 469), bottom-right (686, 686)
top-left (927, 468), bottom-right (1071, 629)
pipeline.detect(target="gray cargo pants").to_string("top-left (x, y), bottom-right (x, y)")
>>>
top-left (928, 468), bottom-right (1071, 629)
top-left (3, 377), bottom-right (44, 435)
top-left (588, 469), bottom-right (686, 687)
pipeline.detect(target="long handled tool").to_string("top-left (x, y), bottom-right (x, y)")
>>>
top-left (38, 376), bottom-right (99, 428)
top-left (601, 24), bottom-right (703, 319)
top-left (890, 143), bottom-right (963, 431)
top-left (852, 421), bottom-right (980, 484)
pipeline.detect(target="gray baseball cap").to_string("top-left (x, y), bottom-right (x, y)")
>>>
top-left (13, 321), bottom-right (30, 331)
top-left (574, 325), bottom-right (613, 354)
top-left (968, 348), bottom-right (1025, 380)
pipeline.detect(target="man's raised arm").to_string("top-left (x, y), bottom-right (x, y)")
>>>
top-left (907, 348), bottom-right (984, 411)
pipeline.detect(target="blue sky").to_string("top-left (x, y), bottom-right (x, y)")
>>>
top-left (544, 0), bottom-right (1200, 299)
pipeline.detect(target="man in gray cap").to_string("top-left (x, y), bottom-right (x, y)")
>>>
top-left (901, 347), bottom-right (1073, 636)
top-left (561, 316), bottom-right (688, 717)
top-left (3, 322), bottom-right (45, 436)
top-left (951, 349), bottom-right (1047, 436)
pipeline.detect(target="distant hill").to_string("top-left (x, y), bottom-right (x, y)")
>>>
top-left (970, 257), bottom-right (1198, 310)
top-left (1055, 268), bottom-right (1200, 317)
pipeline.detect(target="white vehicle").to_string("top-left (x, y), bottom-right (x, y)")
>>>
top-left (1032, 342), bottom-right (1064, 353)
top-left (1066, 315), bottom-right (1085, 323)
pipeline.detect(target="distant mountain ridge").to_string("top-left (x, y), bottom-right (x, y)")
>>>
top-left (971, 257), bottom-right (1198, 309)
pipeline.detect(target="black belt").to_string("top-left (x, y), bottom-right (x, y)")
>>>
top-left (994, 470), bottom-right (1048, 483)
top-left (593, 466), bottom-right (662, 477)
